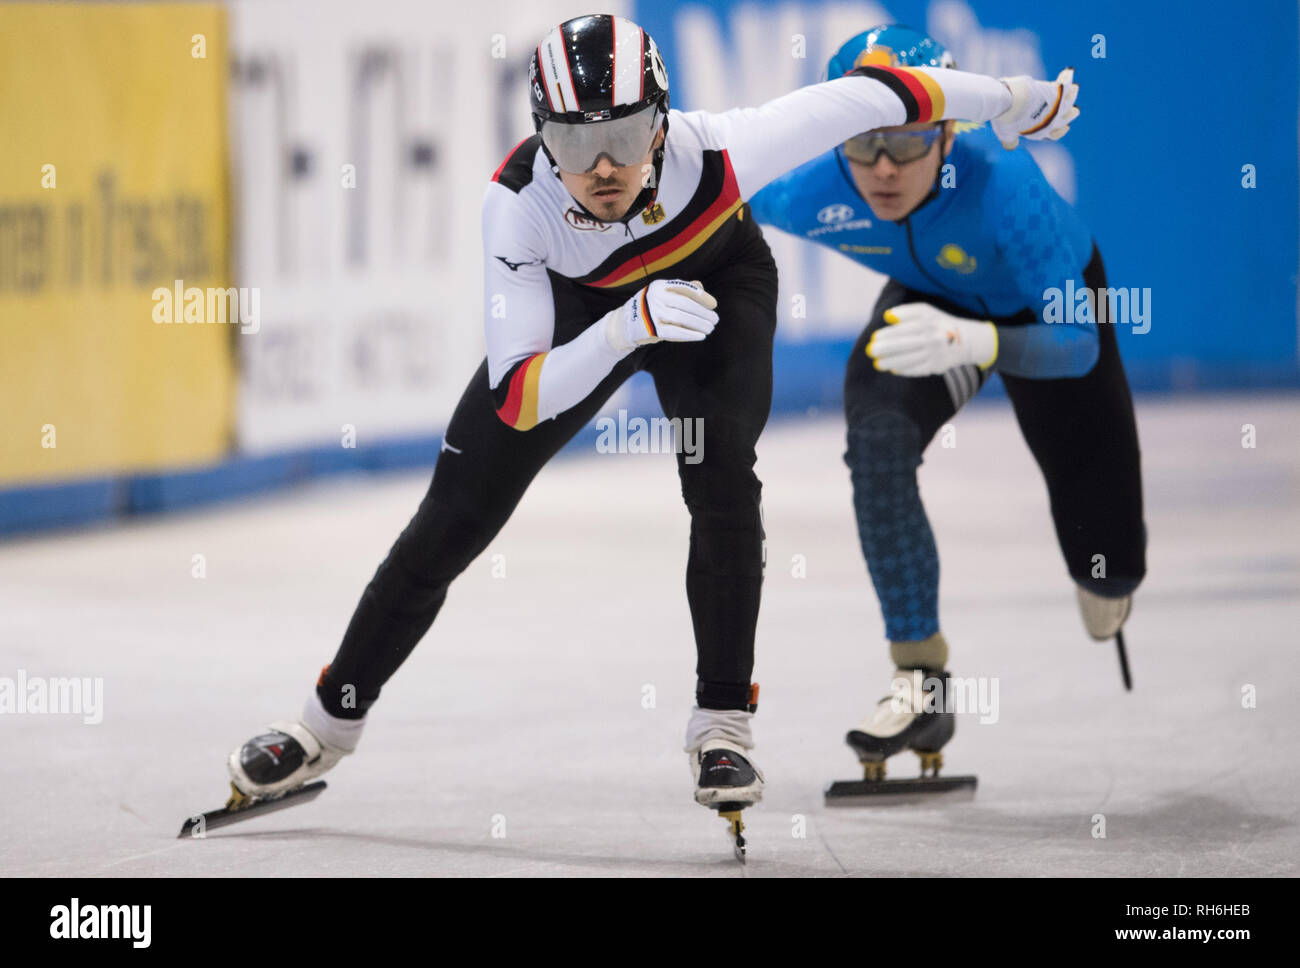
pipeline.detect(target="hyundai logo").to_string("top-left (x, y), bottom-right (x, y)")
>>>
top-left (817, 203), bottom-right (855, 224)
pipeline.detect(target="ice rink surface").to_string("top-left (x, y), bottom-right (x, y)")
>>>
top-left (2, 392), bottom-right (1297, 877)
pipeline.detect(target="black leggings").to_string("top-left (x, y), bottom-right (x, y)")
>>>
top-left (319, 239), bottom-right (778, 718)
top-left (842, 244), bottom-right (1146, 642)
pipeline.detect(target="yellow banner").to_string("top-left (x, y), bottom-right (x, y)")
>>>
top-left (0, 3), bottom-right (233, 485)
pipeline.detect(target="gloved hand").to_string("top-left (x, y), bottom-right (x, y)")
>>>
top-left (866, 302), bottom-right (998, 377)
top-left (604, 279), bottom-right (719, 352)
top-left (992, 68), bottom-right (1080, 149)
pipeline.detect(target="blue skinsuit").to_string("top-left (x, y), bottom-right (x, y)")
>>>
top-left (750, 124), bottom-right (1098, 377)
top-left (750, 125), bottom-right (1105, 644)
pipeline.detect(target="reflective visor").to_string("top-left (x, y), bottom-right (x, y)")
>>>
top-left (541, 104), bottom-right (661, 173)
top-left (843, 126), bottom-right (943, 166)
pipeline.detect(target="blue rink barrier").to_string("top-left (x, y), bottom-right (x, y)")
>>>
top-left (0, 478), bottom-right (122, 537)
top-left (3, 341), bottom-right (1298, 539)
top-left (0, 432), bottom-right (486, 537)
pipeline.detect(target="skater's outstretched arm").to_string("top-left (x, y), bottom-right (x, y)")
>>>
top-left (683, 67), bottom-right (1077, 200)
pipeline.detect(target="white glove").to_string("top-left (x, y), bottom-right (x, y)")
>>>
top-left (992, 68), bottom-right (1080, 149)
top-left (604, 278), bottom-right (719, 353)
top-left (866, 303), bottom-right (998, 377)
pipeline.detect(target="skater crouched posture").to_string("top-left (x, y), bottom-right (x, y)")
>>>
top-left (750, 26), bottom-right (1144, 782)
top-left (226, 15), bottom-right (1077, 834)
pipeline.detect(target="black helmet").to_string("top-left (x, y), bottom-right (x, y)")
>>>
top-left (529, 14), bottom-right (670, 220)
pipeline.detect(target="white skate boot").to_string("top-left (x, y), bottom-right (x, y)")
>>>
top-left (824, 663), bottom-right (977, 802)
top-left (846, 667), bottom-right (954, 780)
top-left (228, 691), bottom-right (366, 799)
top-left (1076, 585), bottom-right (1132, 641)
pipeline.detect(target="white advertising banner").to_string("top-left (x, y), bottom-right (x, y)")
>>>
top-left (228, 0), bottom-right (630, 452)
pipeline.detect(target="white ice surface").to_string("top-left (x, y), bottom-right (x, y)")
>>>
top-left (1, 393), bottom-right (1297, 877)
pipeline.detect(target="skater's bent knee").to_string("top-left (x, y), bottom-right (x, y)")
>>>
top-left (679, 456), bottom-right (761, 510)
top-left (844, 411), bottom-right (922, 477)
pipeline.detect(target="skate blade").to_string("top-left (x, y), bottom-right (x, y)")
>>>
top-left (717, 805), bottom-right (746, 864)
top-left (823, 775), bottom-right (976, 806)
top-left (178, 780), bottom-right (327, 838)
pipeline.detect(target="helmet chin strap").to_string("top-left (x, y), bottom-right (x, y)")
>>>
top-left (547, 116), bottom-right (670, 225)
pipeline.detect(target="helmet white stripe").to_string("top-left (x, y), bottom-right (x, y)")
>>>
top-left (539, 27), bottom-right (578, 112)
top-left (611, 18), bottom-right (644, 107)
top-left (535, 44), bottom-right (556, 111)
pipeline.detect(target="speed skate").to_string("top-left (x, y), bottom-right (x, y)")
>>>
top-left (179, 703), bottom-right (356, 837)
top-left (825, 667), bottom-right (977, 805)
top-left (692, 743), bottom-right (764, 863)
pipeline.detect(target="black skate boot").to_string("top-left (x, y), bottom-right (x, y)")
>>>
top-left (846, 667), bottom-right (955, 779)
top-left (690, 741), bottom-right (764, 863)
top-left (684, 703), bottom-right (764, 862)
top-left (180, 680), bottom-right (365, 837)
top-left (691, 743), bottom-right (764, 807)
top-left (229, 725), bottom-right (338, 796)
top-left (228, 690), bottom-right (364, 799)
top-left (826, 668), bottom-right (976, 803)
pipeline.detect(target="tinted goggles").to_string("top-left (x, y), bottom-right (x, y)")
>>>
top-left (541, 104), bottom-right (662, 173)
top-left (843, 125), bottom-right (943, 166)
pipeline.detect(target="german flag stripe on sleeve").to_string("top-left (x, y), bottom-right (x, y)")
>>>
top-left (850, 65), bottom-right (946, 123)
top-left (494, 353), bottom-right (547, 430)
